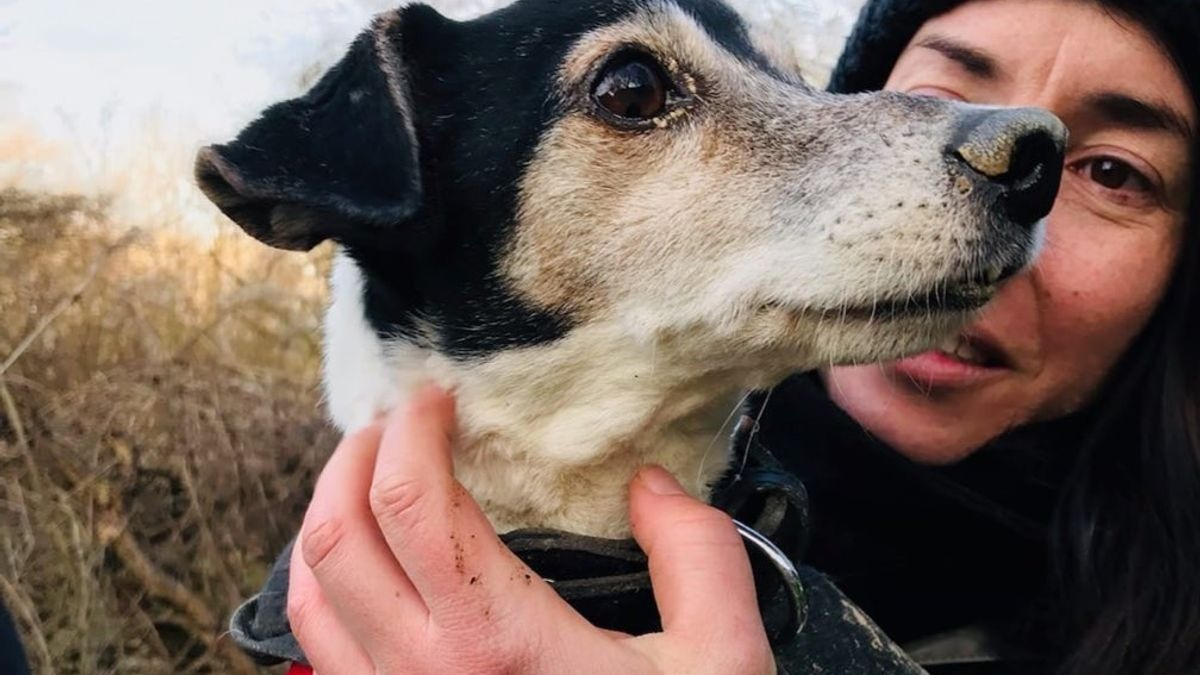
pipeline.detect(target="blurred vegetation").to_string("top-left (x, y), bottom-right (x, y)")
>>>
top-left (0, 187), bottom-right (338, 675)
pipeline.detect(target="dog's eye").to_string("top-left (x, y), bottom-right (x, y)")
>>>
top-left (593, 56), bottom-right (669, 120)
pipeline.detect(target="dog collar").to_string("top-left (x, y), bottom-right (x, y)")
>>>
top-left (501, 422), bottom-right (812, 643)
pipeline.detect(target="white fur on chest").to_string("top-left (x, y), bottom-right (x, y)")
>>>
top-left (323, 254), bottom-right (771, 538)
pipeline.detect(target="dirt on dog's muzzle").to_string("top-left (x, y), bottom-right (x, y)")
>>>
top-left (948, 106), bottom-right (1067, 228)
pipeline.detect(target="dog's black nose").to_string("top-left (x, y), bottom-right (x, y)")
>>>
top-left (948, 107), bottom-right (1068, 227)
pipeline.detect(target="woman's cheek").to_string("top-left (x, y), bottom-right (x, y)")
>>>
top-left (1027, 201), bottom-right (1180, 419)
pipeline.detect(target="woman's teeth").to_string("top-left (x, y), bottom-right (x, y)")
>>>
top-left (938, 334), bottom-right (991, 366)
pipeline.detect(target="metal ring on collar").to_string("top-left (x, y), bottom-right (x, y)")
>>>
top-left (734, 519), bottom-right (809, 639)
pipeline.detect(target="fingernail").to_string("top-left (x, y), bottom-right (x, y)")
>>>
top-left (638, 465), bottom-right (685, 496)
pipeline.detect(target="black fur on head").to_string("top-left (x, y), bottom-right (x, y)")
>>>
top-left (195, 0), bottom-right (768, 357)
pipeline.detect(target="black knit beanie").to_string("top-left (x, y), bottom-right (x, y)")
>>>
top-left (827, 0), bottom-right (1200, 129)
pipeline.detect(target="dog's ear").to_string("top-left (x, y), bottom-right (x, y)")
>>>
top-left (195, 12), bottom-right (423, 251)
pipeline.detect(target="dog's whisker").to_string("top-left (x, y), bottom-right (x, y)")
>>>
top-left (696, 389), bottom-right (755, 487)
top-left (737, 386), bottom-right (775, 481)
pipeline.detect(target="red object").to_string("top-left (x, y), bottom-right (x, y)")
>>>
top-left (286, 664), bottom-right (314, 675)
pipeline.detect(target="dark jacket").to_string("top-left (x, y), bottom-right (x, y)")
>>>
top-left (757, 374), bottom-right (1085, 675)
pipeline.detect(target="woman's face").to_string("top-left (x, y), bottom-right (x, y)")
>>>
top-left (824, 0), bottom-right (1195, 464)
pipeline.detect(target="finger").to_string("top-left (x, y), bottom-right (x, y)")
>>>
top-left (629, 466), bottom-right (767, 643)
top-left (368, 385), bottom-right (540, 622)
top-left (300, 423), bottom-right (428, 651)
top-left (287, 541), bottom-right (374, 675)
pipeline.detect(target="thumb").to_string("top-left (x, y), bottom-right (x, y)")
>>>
top-left (629, 466), bottom-right (766, 641)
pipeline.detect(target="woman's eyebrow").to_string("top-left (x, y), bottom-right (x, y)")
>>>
top-left (914, 35), bottom-right (1000, 79)
top-left (1084, 92), bottom-right (1194, 142)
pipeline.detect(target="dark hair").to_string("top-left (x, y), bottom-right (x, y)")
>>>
top-left (1046, 6), bottom-right (1200, 674)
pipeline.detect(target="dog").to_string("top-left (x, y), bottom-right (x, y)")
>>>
top-left (196, 0), bottom-right (1065, 539)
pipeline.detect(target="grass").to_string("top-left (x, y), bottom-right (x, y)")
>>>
top-left (0, 188), bottom-right (339, 675)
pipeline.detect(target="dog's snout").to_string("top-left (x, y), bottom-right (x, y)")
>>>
top-left (948, 108), bottom-right (1068, 227)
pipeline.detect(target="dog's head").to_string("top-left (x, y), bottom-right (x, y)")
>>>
top-left (196, 0), bottom-right (1066, 378)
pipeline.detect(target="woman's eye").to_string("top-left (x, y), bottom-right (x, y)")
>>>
top-left (1085, 157), bottom-right (1151, 193)
top-left (593, 56), bottom-right (669, 120)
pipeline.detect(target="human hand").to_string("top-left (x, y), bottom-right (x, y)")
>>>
top-left (287, 384), bottom-right (775, 675)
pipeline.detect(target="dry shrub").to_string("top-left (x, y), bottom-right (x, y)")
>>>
top-left (0, 188), bottom-right (339, 675)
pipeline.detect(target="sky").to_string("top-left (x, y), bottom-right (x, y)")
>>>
top-left (0, 0), bottom-right (863, 223)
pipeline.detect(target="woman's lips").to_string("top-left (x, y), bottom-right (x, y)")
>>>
top-left (889, 333), bottom-right (1011, 389)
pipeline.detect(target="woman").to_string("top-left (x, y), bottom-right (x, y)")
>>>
top-left (276, 0), bottom-right (1200, 673)
top-left (764, 2), bottom-right (1199, 674)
